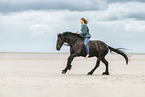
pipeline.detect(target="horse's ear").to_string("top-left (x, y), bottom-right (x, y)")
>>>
top-left (59, 33), bottom-right (62, 36)
top-left (57, 33), bottom-right (62, 37)
top-left (57, 33), bottom-right (60, 36)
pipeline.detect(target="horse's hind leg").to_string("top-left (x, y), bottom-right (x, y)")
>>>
top-left (101, 57), bottom-right (110, 75)
top-left (87, 58), bottom-right (100, 75)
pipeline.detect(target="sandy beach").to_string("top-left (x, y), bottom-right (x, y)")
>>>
top-left (0, 53), bottom-right (145, 97)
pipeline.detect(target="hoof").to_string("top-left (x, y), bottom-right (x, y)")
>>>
top-left (61, 70), bottom-right (66, 74)
top-left (87, 72), bottom-right (93, 75)
top-left (102, 72), bottom-right (110, 75)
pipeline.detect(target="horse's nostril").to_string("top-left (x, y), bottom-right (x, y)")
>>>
top-left (56, 47), bottom-right (60, 51)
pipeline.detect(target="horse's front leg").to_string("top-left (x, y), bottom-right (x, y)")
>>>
top-left (62, 53), bottom-right (78, 74)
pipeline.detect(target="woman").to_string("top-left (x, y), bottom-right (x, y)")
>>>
top-left (77, 18), bottom-right (92, 59)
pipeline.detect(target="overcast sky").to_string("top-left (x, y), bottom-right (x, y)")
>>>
top-left (0, 0), bottom-right (145, 53)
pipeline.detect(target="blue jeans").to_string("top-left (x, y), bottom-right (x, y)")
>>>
top-left (84, 38), bottom-right (90, 54)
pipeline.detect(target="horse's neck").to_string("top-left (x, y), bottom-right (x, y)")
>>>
top-left (64, 35), bottom-right (78, 47)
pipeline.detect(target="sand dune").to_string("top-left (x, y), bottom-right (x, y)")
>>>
top-left (0, 53), bottom-right (145, 97)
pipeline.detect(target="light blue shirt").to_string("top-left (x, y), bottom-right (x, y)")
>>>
top-left (80, 24), bottom-right (92, 38)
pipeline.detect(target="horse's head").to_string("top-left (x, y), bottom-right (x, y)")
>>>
top-left (56, 33), bottom-right (64, 51)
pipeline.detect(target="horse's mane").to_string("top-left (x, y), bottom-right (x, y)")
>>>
top-left (62, 31), bottom-right (83, 39)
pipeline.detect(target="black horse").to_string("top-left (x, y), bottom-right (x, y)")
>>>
top-left (56, 32), bottom-right (128, 75)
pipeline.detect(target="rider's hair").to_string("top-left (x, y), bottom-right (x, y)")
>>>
top-left (81, 18), bottom-right (88, 24)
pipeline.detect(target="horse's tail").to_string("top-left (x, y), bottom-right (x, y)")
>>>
top-left (108, 46), bottom-right (129, 65)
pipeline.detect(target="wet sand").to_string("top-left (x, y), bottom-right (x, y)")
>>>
top-left (0, 53), bottom-right (145, 97)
